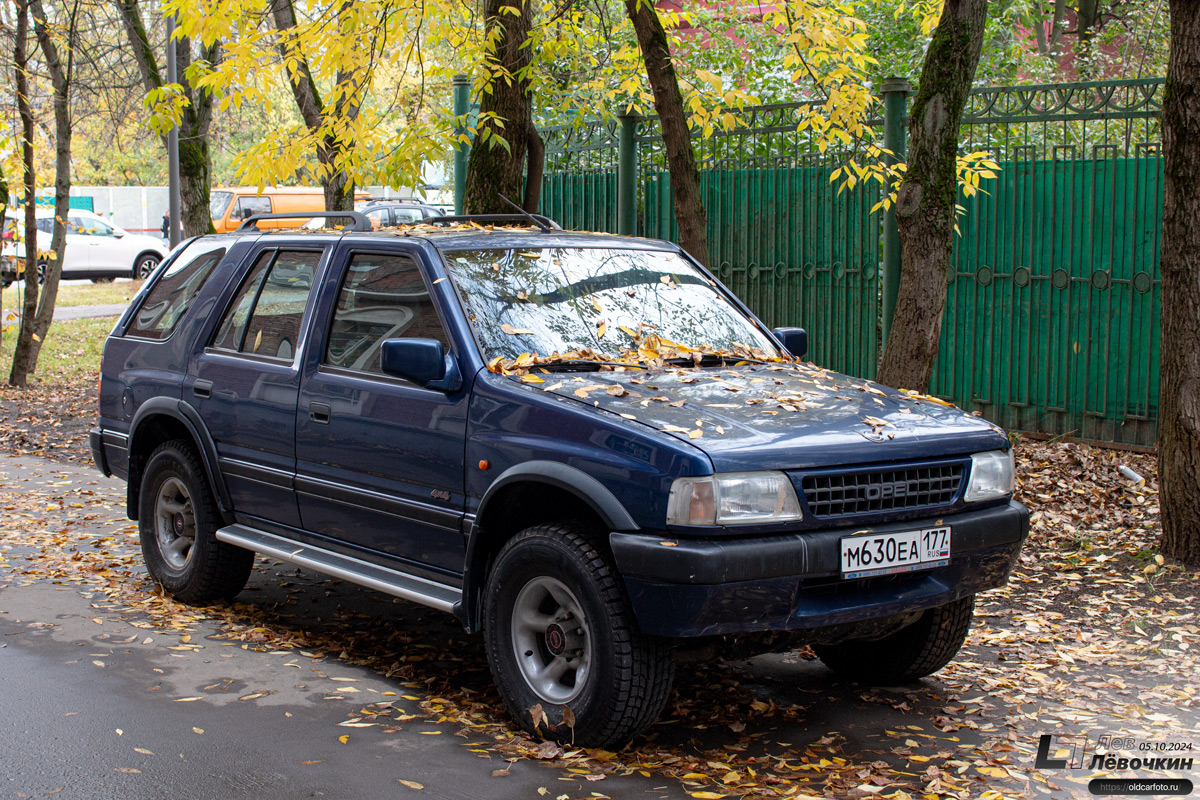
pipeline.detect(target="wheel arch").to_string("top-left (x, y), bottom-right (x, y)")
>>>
top-left (456, 462), bottom-right (639, 633)
top-left (126, 398), bottom-right (231, 523)
top-left (132, 249), bottom-right (163, 277)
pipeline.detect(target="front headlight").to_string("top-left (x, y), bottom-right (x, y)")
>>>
top-left (964, 449), bottom-right (1015, 502)
top-left (667, 471), bottom-right (802, 526)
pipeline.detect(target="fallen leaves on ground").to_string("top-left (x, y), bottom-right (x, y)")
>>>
top-left (0, 360), bottom-right (1195, 799)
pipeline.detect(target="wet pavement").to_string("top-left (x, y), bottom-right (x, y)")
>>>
top-left (2, 452), bottom-right (1196, 799)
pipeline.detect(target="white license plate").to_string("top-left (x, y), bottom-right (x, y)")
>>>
top-left (840, 526), bottom-right (951, 579)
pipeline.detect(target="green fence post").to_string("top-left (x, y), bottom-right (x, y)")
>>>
top-left (880, 77), bottom-right (910, 351)
top-left (617, 114), bottom-right (638, 235)
top-left (452, 74), bottom-right (469, 215)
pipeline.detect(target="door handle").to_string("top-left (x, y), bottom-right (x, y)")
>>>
top-left (309, 402), bottom-right (331, 424)
top-left (193, 379), bottom-right (213, 399)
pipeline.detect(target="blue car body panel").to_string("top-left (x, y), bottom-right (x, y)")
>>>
top-left (93, 226), bottom-right (1028, 639)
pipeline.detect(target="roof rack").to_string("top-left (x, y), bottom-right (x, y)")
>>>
top-left (423, 214), bottom-right (562, 231)
top-left (236, 211), bottom-right (373, 232)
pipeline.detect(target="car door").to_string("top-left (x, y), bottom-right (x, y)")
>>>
top-left (74, 216), bottom-right (128, 272)
top-left (58, 215), bottom-right (93, 273)
top-left (187, 245), bottom-right (326, 530)
top-left (294, 243), bottom-right (468, 573)
top-left (232, 195), bottom-right (272, 228)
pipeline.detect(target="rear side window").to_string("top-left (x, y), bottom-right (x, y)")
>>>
top-left (324, 253), bottom-right (449, 374)
top-left (211, 249), bottom-right (321, 361)
top-left (125, 240), bottom-right (227, 340)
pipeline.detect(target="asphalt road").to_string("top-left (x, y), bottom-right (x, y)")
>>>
top-left (0, 455), bottom-right (690, 800)
top-left (7, 453), bottom-right (1191, 799)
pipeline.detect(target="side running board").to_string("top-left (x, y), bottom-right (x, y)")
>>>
top-left (216, 524), bottom-right (461, 613)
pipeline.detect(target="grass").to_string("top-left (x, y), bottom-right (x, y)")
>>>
top-left (0, 315), bottom-right (113, 386)
top-left (1, 278), bottom-right (145, 309)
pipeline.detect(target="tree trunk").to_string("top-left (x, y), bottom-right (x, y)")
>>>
top-left (271, 0), bottom-right (358, 213)
top-left (876, 0), bottom-right (989, 392)
top-left (1159, 0), bottom-right (1200, 567)
top-left (463, 0), bottom-right (536, 215)
top-left (9, 0), bottom-right (39, 387)
top-left (625, 0), bottom-right (709, 267)
top-left (179, 134), bottom-right (214, 235)
top-left (320, 143), bottom-right (355, 212)
top-left (27, 0), bottom-right (76, 377)
top-left (116, 0), bottom-right (217, 237)
top-left (523, 128), bottom-right (545, 213)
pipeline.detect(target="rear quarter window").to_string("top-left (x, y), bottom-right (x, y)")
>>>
top-left (125, 240), bottom-right (227, 340)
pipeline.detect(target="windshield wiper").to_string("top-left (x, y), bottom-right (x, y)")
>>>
top-left (537, 359), bottom-right (649, 372)
top-left (663, 353), bottom-right (768, 367)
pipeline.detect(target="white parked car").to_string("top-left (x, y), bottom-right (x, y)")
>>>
top-left (1, 209), bottom-right (167, 286)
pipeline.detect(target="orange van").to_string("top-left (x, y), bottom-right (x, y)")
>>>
top-left (210, 186), bottom-right (371, 233)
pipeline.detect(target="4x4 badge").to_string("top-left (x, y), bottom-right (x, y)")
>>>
top-left (430, 489), bottom-right (451, 501)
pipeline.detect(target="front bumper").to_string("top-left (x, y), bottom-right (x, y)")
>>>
top-left (610, 500), bottom-right (1028, 637)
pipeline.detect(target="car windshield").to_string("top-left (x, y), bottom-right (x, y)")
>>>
top-left (210, 191), bottom-right (233, 220)
top-left (442, 246), bottom-right (780, 367)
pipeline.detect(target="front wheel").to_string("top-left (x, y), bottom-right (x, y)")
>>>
top-left (484, 522), bottom-right (674, 748)
top-left (138, 440), bottom-right (253, 603)
top-left (813, 595), bottom-right (975, 685)
top-left (133, 253), bottom-right (160, 280)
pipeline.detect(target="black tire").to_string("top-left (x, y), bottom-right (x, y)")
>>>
top-left (36, 261), bottom-right (46, 285)
top-left (138, 440), bottom-right (253, 603)
top-left (484, 522), bottom-right (674, 748)
top-left (813, 595), bottom-right (975, 684)
top-left (134, 253), bottom-right (160, 280)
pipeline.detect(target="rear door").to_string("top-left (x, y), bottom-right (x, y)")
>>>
top-left (77, 216), bottom-right (130, 272)
top-left (294, 242), bottom-right (468, 574)
top-left (187, 244), bottom-right (326, 529)
top-left (61, 215), bottom-right (93, 273)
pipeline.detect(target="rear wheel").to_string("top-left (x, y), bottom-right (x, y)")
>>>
top-left (813, 595), bottom-right (975, 684)
top-left (484, 522), bottom-right (674, 747)
top-left (138, 440), bottom-right (253, 603)
top-left (133, 253), bottom-right (160, 280)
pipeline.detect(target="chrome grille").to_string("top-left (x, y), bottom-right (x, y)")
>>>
top-left (800, 464), bottom-right (964, 519)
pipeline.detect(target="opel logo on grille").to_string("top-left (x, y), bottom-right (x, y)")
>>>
top-left (860, 481), bottom-right (914, 500)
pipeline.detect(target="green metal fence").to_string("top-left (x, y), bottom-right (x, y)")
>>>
top-left (536, 78), bottom-right (1165, 448)
top-left (541, 102), bottom-right (887, 381)
top-left (939, 80), bottom-right (1163, 447)
top-left (540, 121), bottom-right (621, 233)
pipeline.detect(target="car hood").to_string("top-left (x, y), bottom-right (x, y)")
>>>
top-left (524, 361), bottom-right (1008, 472)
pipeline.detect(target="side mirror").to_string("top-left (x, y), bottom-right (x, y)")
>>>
top-left (112, 230), bottom-right (125, 239)
top-left (380, 338), bottom-right (462, 392)
top-left (773, 327), bottom-right (808, 359)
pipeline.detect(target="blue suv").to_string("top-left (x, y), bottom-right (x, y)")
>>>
top-left (92, 211), bottom-right (1028, 747)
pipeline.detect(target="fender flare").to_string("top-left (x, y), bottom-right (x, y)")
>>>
top-left (477, 461), bottom-right (639, 532)
top-left (128, 397), bottom-right (231, 516)
top-left (455, 461), bottom-right (640, 632)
